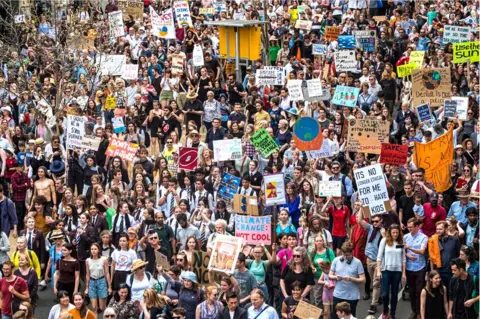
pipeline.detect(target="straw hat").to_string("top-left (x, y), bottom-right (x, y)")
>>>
top-left (457, 190), bottom-right (470, 198)
top-left (35, 138), bottom-right (45, 146)
top-left (470, 180), bottom-right (480, 199)
top-left (186, 91), bottom-right (199, 100)
top-left (131, 259), bottom-right (148, 272)
top-left (50, 229), bottom-right (65, 240)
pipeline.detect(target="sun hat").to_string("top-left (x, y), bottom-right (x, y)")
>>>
top-left (50, 229), bottom-right (65, 240)
top-left (131, 259), bottom-right (149, 272)
top-left (35, 138), bottom-right (45, 146)
top-left (181, 271), bottom-right (198, 283)
top-left (50, 160), bottom-right (66, 174)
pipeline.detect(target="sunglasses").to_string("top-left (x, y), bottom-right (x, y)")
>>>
top-left (372, 220), bottom-right (381, 223)
top-left (293, 255), bottom-right (302, 258)
top-left (149, 236), bottom-right (158, 240)
top-left (105, 315), bottom-right (115, 318)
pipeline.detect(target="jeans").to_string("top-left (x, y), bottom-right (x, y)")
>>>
top-left (332, 297), bottom-right (358, 319)
top-left (381, 270), bottom-right (402, 316)
top-left (406, 268), bottom-right (426, 315)
top-left (2, 315), bottom-right (12, 319)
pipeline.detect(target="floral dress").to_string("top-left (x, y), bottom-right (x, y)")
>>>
top-left (108, 299), bottom-right (139, 319)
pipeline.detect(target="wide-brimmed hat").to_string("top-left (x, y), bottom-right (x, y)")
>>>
top-left (269, 35), bottom-right (277, 41)
top-left (131, 259), bottom-right (148, 272)
top-left (4, 147), bottom-right (14, 155)
top-left (35, 138), bottom-right (45, 146)
top-left (0, 106), bottom-right (12, 114)
top-left (289, 108), bottom-right (298, 116)
top-left (186, 91), bottom-right (198, 100)
top-left (50, 160), bottom-right (65, 174)
top-left (457, 191), bottom-right (470, 198)
top-left (181, 271), bottom-right (198, 283)
top-left (454, 144), bottom-right (464, 150)
top-left (50, 229), bottom-right (65, 240)
top-left (470, 180), bottom-right (480, 199)
top-left (127, 227), bottom-right (137, 234)
top-left (189, 130), bottom-right (199, 137)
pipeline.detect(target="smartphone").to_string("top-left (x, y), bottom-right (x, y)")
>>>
top-left (396, 244), bottom-right (405, 249)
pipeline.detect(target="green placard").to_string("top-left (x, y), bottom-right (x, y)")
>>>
top-left (250, 128), bottom-right (279, 158)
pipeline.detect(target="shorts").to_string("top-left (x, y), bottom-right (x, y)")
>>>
top-left (332, 236), bottom-right (346, 251)
top-left (160, 90), bottom-right (174, 101)
top-left (89, 277), bottom-right (108, 299)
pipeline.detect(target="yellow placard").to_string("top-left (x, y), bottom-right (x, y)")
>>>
top-left (397, 63), bottom-right (416, 77)
top-left (199, 7), bottom-right (215, 14)
top-left (105, 97), bottom-right (116, 110)
top-left (453, 41), bottom-right (480, 64)
top-left (409, 51), bottom-right (425, 69)
top-left (414, 129), bottom-right (454, 192)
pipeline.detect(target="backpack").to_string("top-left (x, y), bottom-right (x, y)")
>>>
top-left (13, 250), bottom-right (34, 265)
top-left (128, 271), bottom-right (152, 286)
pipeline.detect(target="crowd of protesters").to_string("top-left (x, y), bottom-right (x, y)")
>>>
top-left (0, 0), bottom-right (478, 319)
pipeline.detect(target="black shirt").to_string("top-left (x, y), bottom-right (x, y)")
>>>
top-left (280, 265), bottom-right (315, 295)
top-left (455, 278), bottom-right (467, 316)
top-left (398, 194), bottom-right (415, 225)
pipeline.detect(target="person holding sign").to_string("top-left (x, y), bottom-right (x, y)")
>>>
top-left (281, 281), bottom-right (309, 319)
top-left (246, 244), bottom-right (277, 301)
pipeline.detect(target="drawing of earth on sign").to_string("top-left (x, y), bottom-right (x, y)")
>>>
top-left (293, 117), bottom-right (323, 151)
top-left (421, 70), bottom-right (441, 90)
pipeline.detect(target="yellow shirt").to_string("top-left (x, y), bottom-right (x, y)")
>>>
top-left (162, 146), bottom-right (177, 164)
top-left (12, 249), bottom-right (41, 279)
top-left (254, 110), bottom-right (271, 132)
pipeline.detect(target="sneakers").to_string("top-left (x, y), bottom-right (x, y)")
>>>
top-left (368, 305), bottom-right (377, 314)
top-left (39, 280), bottom-right (47, 290)
top-left (381, 313), bottom-right (389, 319)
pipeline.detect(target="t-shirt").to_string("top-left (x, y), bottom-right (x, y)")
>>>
top-left (311, 248), bottom-right (335, 280)
top-left (422, 203), bottom-right (447, 237)
top-left (233, 269), bottom-right (258, 303)
top-left (331, 256), bottom-right (364, 301)
top-left (111, 249), bottom-right (137, 271)
top-left (56, 259), bottom-right (80, 284)
top-left (398, 194), bottom-right (415, 225)
top-left (280, 265), bottom-right (315, 295)
top-left (328, 205), bottom-right (351, 237)
top-left (247, 260), bottom-right (268, 282)
top-left (0, 276), bottom-right (29, 316)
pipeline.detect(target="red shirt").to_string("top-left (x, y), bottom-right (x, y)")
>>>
top-left (0, 276), bottom-right (28, 316)
top-left (328, 205), bottom-right (351, 237)
top-left (422, 203), bottom-right (447, 237)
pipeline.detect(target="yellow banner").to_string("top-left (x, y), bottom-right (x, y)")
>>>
top-left (410, 51), bottom-right (425, 69)
top-left (453, 41), bottom-right (480, 64)
top-left (413, 129), bottom-right (454, 192)
top-left (397, 63), bottom-right (416, 77)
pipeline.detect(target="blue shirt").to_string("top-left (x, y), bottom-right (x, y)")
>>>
top-left (416, 37), bottom-right (430, 51)
top-left (448, 201), bottom-right (478, 225)
top-left (365, 224), bottom-right (381, 261)
top-left (247, 304), bottom-right (279, 319)
top-left (329, 174), bottom-right (353, 197)
top-left (465, 223), bottom-right (478, 248)
top-left (331, 256), bottom-right (364, 301)
top-left (403, 231), bottom-right (428, 271)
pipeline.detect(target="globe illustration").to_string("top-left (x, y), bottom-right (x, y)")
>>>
top-left (422, 70), bottom-right (441, 90)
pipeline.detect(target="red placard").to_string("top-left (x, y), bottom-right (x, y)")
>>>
top-left (380, 143), bottom-right (409, 166)
top-left (105, 137), bottom-right (139, 162)
top-left (179, 147), bottom-right (198, 171)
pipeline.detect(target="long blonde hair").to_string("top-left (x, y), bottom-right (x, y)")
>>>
top-left (144, 288), bottom-right (165, 309)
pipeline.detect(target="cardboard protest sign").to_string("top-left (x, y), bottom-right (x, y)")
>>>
top-left (233, 194), bottom-right (259, 215)
top-left (334, 51), bottom-right (356, 72)
top-left (106, 138), bottom-right (139, 162)
top-left (117, 0), bottom-right (143, 19)
top-left (81, 136), bottom-right (101, 151)
top-left (294, 300), bottom-right (323, 319)
top-left (66, 115), bottom-right (86, 150)
top-left (412, 68), bottom-right (451, 107)
top-left (122, 64), bottom-right (138, 80)
top-left (325, 26), bottom-right (341, 41)
top-left (338, 35), bottom-right (356, 49)
top-left (174, 0), bottom-right (193, 27)
top-left (235, 215), bottom-right (271, 245)
top-left (98, 54), bottom-right (126, 76)
top-left (150, 7), bottom-right (176, 39)
top-left (208, 235), bottom-right (243, 274)
top-left (354, 164), bottom-right (391, 216)
top-left (409, 51), bottom-right (425, 69)
top-left (414, 129), bottom-right (454, 192)
top-left (312, 44), bottom-right (327, 55)
top-left (192, 251), bottom-right (220, 285)
top-left (444, 25), bottom-right (471, 44)
top-left (397, 63), bottom-right (416, 78)
top-left (264, 66), bottom-right (285, 85)
top-left (452, 96), bottom-right (468, 120)
top-left (250, 128), bottom-right (279, 158)
top-left (218, 173), bottom-right (241, 200)
top-left (293, 117), bottom-right (323, 151)
top-left (380, 143), bottom-right (408, 166)
top-left (373, 16), bottom-right (387, 22)
top-left (306, 79), bottom-right (323, 97)
top-left (178, 147), bottom-right (198, 171)
top-left (306, 140), bottom-right (333, 159)
top-left (346, 119), bottom-right (389, 154)
top-left (263, 174), bottom-right (286, 206)
top-left (416, 103), bottom-right (432, 122)
top-left (286, 80), bottom-right (304, 101)
top-left (318, 181), bottom-right (341, 197)
top-left (105, 96), bottom-right (116, 110)
top-left (444, 100), bottom-right (457, 118)
top-left (171, 54), bottom-right (184, 75)
top-left (332, 85), bottom-right (360, 107)
top-left (213, 139), bottom-right (242, 161)
top-left (453, 41), bottom-right (479, 64)
top-left (154, 250), bottom-right (170, 270)
top-left (108, 11), bottom-right (125, 38)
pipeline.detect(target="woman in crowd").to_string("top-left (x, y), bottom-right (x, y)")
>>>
top-left (195, 285), bottom-right (223, 319)
top-left (48, 290), bottom-right (74, 319)
top-left (85, 242), bottom-right (111, 313)
top-left (126, 259), bottom-right (152, 302)
top-left (276, 208), bottom-right (296, 235)
top-left (459, 245), bottom-right (479, 276)
top-left (108, 284), bottom-right (139, 319)
top-left (247, 244), bottom-right (277, 301)
top-left (178, 271), bottom-right (205, 319)
top-left (420, 271), bottom-right (448, 319)
top-left (110, 233), bottom-right (138, 292)
top-left (68, 292), bottom-right (96, 319)
top-left (281, 281), bottom-right (309, 319)
top-left (141, 287), bottom-right (167, 319)
top-left (53, 243), bottom-right (80, 301)
top-left (309, 234), bottom-right (335, 307)
top-left (280, 247), bottom-right (315, 300)
top-left (14, 254), bottom-right (39, 310)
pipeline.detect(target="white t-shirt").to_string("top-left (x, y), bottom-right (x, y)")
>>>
top-left (126, 273), bottom-right (152, 301)
top-left (111, 249), bottom-right (137, 271)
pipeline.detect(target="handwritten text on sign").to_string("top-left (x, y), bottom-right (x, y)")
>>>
top-left (66, 115), bottom-right (86, 150)
top-left (354, 164), bottom-right (390, 216)
top-left (380, 143), bottom-right (408, 166)
top-left (105, 137), bottom-right (139, 162)
top-left (235, 215), bottom-right (271, 245)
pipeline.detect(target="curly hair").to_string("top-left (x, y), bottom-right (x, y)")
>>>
top-left (286, 246), bottom-right (312, 273)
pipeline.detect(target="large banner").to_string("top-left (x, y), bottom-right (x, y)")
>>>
top-left (354, 164), bottom-right (391, 216)
top-left (346, 119), bottom-right (389, 154)
top-left (263, 174), bottom-right (286, 206)
top-left (208, 235), bottom-right (243, 274)
top-left (150, 7), bottom-right (176, 39)
top-left (105, 138), bottom-right (139, 162)
top-left (235, 215), bottom-right (271, 245)
top-left (412, 68), bottom-right (452, 107)
top-left (414, 129), bottom-right (454, 192)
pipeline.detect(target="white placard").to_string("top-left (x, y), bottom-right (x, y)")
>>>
top-left (443, 25), bottom-right (471, 44)
top-left (264, 66), bottom-right (285, 85)
top-left (286, 79), bottom-right (304, 101)
top-left (98, 54), bottom-right (126, 76)
top-left (193, 45), bottom-right (204, 67)
top-left (174, 0), bottom-right (193, 27)
top-left (213, 139), bottom-right (242, 161)
top-left (256, 69), bottom-right (278, 86)
top-left (312, 44), bottom-right (327, 55)
top-left (451, 96), bottom-right (468, 120)
top-left (263, 174), bottom-right (286, 206)
top-left (150, 7), bottom-right (176, 39)
top-left (334, 50), bottom-right (356, 72)
top-left (108, 11), bottom-right (125, 38)
top-left (66, 115), bottom-right (86, 150)
top-left (81, 136), bottom-right (102, 151)
top-left (112, 116), bottom-right (126, 133)
top-left (14, 15), bottom-right (25, 24)
top-left (318, 181), bottom-right (341, 197)
top-left (354, 164), bottom-right (390, 216)
top-left (306, 79), bottom-right (323, 97)
top-left (306, 140), bottom-right (333, 159)
top-left (122, 64), bottom-right (138, 80)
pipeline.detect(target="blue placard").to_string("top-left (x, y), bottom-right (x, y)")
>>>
top-left (338, 35), bottom-right (356, 49)
top-left (359, 37), bottom-right (375, 52)
top-left (416, 103), bottom-right (432, 122)
top-left (332, 85), bottom-right (361, 107)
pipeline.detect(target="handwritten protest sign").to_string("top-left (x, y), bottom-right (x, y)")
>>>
top-left (263, 174), bottom-right (286, 206)
top-left (14, 15), bottom-right (25, 24)
top-left (295, 20), bottom-right (312, 30)
top-left (294, 300), bottom-right (323, 319)
top-left (373, 16), bottom-right (387, 22)
top-left (264, 66), bottom-right (285, 85)
top-left (171, 54), bottom-right (184, 75)
top-left (286, 80), bottom-right (304, 101)
top-left (250, 128), bottom-right (279, 158)
top-left (444, 25), bottom-right (471, 44)
top-left (122, 64), bottom-right (138, 80)
top-left (174, 0), bottom-right (193, 27)
top-left (325, 26), bottom-right (341, 41)
top-left (192, 251), bottom-right (219, 285)
top-left (193, 45), bottom-right (204, 66)
top-left (312, 44), bottom-right (327, 55)
top-left (332, 85), bottom-right (360, 107)
top-left (412, 68), bottom-right (451, 107)
top-left (346, 119), bottom-right (389, 154)
top-left (66, 115), bottom-right (86, 150)
top-left (256, 69), bottom-right (279, 86)
top-left (414, 129), bottom-right (454, 192)
top-left (81, 136), bottom-right (101, 151)
top-left (409, 51), bottom-right (425, 69)
top-left (213, 139), bottom-right (242, 161)
top-left (303, 85), bottom-right (331, 102)
top-left (112, 116), bottom-right (126, 133)
top-left (416, 103), bottom-right (432, 122)
top-left (306, 140), bottom-right (333, 159)
top-left (318, 181), bottom-right (341, 197)
top-left (354, 164), bottom-right (391, 216)
top-left (452, 96), bottom-right (468, 120)
top-left (208, 235), bottom-right (243, 274)
top-left (235, 216), bottom-right (271, 245)
top-left (233, 195), bottom-right (259, 215)
top-left (108, 11), bottom-right (125, 38)
top-left (334, 51), bottom-right (356, 72)
top-left (397, 63), bottom-right (416, 77)
top-left (453, 41), bottom-right (479, 64)
top-left (199, 7), bottom-right (215, 14)
top-left (380, 143), bottom-right (409, 166)
top-left (306, 79), bottom-right (323, 97)
top-left (178, 147), bottom-right (198, 171)
top-left (150, 7), bottom-right (176, 39)
top-left (106, 138), bottom-right (139, 162)
top-left (444, 100), bottom-right (457, 118)
top-left (117, 0), bottom-right (143, 19)
top-left (98, 54), bottom-right (126, 76)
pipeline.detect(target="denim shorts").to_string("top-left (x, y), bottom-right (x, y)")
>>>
top-left (89, 277), bottom-right (108, 299)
